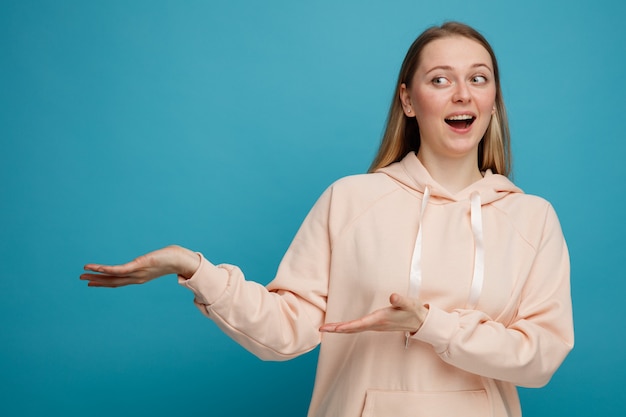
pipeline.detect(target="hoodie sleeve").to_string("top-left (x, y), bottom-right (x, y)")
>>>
top-left (177, 187), bottom-right (331, 361)
top-left (412, 203), bottom-right (574, 387)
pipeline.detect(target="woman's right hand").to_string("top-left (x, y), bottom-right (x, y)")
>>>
top-left (80, 245), bottom-right (201, 288)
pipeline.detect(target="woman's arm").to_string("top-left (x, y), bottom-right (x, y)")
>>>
top-left (81, 187), bottom-right (334, 362)
top-left (412, 204), bottom-right (574, 387)
top-left (180, 188), bottom-right (334, 361)
top-left (322, 204), bottom-right (574, 387)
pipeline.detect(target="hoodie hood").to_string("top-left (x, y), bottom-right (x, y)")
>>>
top-left (377, 152), bottom-right (522, 205)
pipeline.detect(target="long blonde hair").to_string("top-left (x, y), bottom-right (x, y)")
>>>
top-left (369, 22), bottom-right (512, 177)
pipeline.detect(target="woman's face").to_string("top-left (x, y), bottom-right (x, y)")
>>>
top-left (400, 36), bottom-right (496, 161)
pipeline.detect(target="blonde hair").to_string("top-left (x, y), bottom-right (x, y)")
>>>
top-left (369, 22), bottom-right (512, 177)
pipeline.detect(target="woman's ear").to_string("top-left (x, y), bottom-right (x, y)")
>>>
top-left (399, 83), bottom-right (414, 117)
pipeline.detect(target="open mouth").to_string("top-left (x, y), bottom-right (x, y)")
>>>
top-left (445, 115), bottom-right (475, 129)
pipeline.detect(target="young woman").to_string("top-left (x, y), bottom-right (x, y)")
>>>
top-left (81, 22), bottom-right (574, 417)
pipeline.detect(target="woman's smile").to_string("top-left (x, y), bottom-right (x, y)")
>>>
top-left (444, 113), bottom-right (477, 131)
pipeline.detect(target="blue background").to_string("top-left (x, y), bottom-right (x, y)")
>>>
top-left (1, 0), bottom-right (625, 415)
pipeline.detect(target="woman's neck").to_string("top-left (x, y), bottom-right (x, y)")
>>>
top-left (416, 149), bottom-right (483, 194)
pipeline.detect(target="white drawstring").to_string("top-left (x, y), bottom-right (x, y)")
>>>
top-left (405, 189), bottom-right (485, 348)
top-left (406, 186), bottom-right (431, 349)
top-left (408, 186), bottom-right (431, 299)
top-left (467, 191), bottom-right (484, 309)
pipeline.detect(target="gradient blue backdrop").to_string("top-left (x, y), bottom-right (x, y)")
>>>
top-left (2, 0), bottom-right (625, 416)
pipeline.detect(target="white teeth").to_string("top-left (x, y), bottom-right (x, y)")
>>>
top-left (446, 114), bottom-right (474, 120)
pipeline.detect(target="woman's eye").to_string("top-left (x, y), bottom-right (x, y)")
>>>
top-left (472, 75), bottom-right (487, 84)
top-left (432, 77), bottom-right (448, 85)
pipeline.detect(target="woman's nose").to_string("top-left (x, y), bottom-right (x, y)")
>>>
top-left (452, 82), bottom-right (471, 103)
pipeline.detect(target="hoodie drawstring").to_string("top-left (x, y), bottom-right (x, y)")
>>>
top-left (405, 186), bottom-right (431, 349)
top-left (405, 188), bottom-right (485, 348)
top-left (468, 191), bottom-right (485, 309)
top-left (408, 186), bottom-right (431, 299)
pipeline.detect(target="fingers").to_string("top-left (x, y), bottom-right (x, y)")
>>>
top-left (87, 279), bottom-right (134, 288)
top-left (319, 323), bottom-right (339, 332)
top-left (320, 311), bottom-right (385, 333)
top-left (320, 321), bottom-right (363, 333)
top-left (80, 272), bottom-right (127, 281)
top-left (320, 320), bottom-right (356, 333)
top-left (389, 293), bottom-right (414, 310)
top-left (87, 280), bottom-right (126, 288)
top-left (80, 273), bottom-right (144, 287)
top-left (83, 262), bottom-right (138, 276)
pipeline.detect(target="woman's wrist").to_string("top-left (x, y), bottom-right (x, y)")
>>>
top-left (170, 245), bottom-right (201, 279)
top-left (413, 303), bottom-right (429, 333)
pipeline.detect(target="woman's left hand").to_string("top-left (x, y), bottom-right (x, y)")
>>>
top-left (319, 293), bottom-right (428, 334)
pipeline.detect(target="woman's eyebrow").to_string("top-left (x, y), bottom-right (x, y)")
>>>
top-left (424, 63), bottom-right (493, 74)
top-left (425, 65), bottom-right (453, 74)
top-left (471, 63), bottom-right (493, 73)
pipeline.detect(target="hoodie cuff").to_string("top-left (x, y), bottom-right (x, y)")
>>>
top-left (177, 254), bottom-right (230, 305)
top-left (410, 304), bottom-right (459, 354)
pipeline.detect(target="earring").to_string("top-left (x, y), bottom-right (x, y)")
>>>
top-left (407, 108), bottom-right (412, 114)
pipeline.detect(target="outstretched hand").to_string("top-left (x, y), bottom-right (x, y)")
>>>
top-left (80, 245), bottom-right (201, 288)
top-left (319, 293), bottom-right (428, 334)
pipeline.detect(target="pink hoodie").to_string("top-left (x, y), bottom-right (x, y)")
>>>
top-left (179, 152), bottom-right (574, 417)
